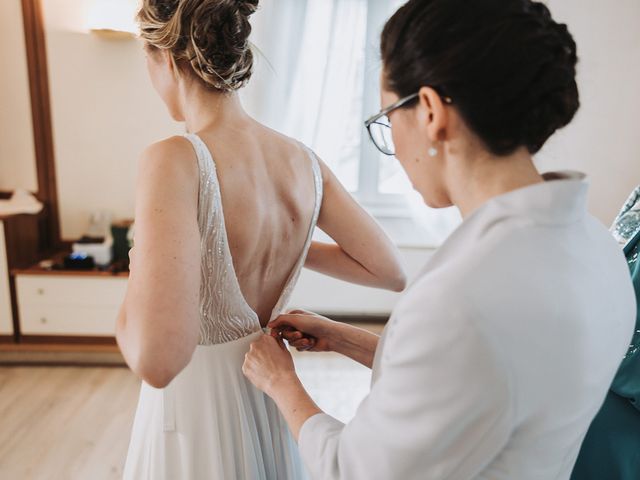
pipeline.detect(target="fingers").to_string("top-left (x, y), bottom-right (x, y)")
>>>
top-left (275, 328), bottom-right (317, 348)
top-left (268, 314), bottom-right (301, 330)
top-left (279, 328), bottom-right (304, 342)
top-left (265, 327), bottom-right (311, 351)
top-left (248, 334), bottom-right (276, 352)
top-left (286, 308), bottom-right (314, 315)
top-left (289, 336), bottom-right (317, 350)
top-left (275, 334), bottom-right (287, 351)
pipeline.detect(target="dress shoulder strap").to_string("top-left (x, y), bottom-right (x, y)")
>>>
top-left (182, 132), bottom-right (223, 233)
top-left (268, 143), bottom-right (324, 320)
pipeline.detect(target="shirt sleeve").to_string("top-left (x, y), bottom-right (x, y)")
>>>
top-left (298, 287), bottom-right (513, 480)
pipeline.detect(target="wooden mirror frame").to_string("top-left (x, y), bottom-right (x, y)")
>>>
top-left (21, 0), bottom-right (61, 252)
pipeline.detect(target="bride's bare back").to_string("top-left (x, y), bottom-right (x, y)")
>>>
top-left (197, 122), bottom-right (318, 325)
top-left (117, 104), bottom-right (405, 387)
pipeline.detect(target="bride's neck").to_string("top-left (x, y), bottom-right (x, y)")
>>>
top-left (180, 82), bottom-right (250, 134)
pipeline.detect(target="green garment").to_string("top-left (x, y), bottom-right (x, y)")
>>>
top-left (571, 196), bottom-right (640, 479)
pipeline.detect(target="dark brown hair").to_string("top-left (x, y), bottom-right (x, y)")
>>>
top-left (138, 0), bottom-right (259, 91)
top-left (381, 0), bottom-right (580, 155)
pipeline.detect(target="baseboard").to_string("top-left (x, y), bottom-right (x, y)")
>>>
top-left (329, 314), bottom-right (389, 324)
top-left (19, 335), bottom-right (117, 345)
top-left (0, 339), bottom-right (124, 366)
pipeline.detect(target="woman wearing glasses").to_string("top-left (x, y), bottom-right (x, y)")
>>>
top-left (243, 0), bottom-right (637, 479)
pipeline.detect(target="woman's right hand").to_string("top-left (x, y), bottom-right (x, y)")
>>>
top-left (268, 309), bottom-right (338, 352)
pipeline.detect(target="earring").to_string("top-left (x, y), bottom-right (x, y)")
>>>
top-left (428, 146), bottom-right (438, 157)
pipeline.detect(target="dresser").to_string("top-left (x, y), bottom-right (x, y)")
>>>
top-left (0, 214), bottom-right (42, 342)
top-left (15, 272), bottom-right (127, 338)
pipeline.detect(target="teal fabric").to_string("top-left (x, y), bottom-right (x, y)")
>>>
top-left (571, 188), bottom-right (640, 480)
top-left (571, 390), bottom-right (640, 479)
top-left (612, 232), bottom-right (640, 410)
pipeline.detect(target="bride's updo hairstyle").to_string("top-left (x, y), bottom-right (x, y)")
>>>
top-left (381, 0), bottom-right (580, 155)
top-left (137, 0), bottom-right (259, 91)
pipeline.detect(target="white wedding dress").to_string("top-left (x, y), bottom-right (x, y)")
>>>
top-left (123, 133), bottom-right (322, 479)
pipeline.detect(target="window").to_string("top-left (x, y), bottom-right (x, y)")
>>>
top-left (248, 0), bottom-right (408, 212)
top-left (245, 0), bottom-right (461, 245)
top-left (359, 0), bottom-right (414, 211)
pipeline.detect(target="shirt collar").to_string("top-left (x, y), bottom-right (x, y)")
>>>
top-left (478, 170), bottom-right (589, 226)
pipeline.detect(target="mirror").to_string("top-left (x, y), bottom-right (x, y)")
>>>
top-left (0, 0), bottom-right (39, 194)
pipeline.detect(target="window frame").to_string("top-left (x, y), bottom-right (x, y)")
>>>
top-left (354, 0), bottom-right (410, 217)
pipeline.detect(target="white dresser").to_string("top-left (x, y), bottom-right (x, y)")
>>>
top-left (15, 273), bottom-right (127, 337)
top-left (12, 246), bottom-right (432, 339)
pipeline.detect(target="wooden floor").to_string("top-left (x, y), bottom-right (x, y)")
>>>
top-left (0, 366), bottom-right (139, 479)
top-left (0, 328), bottom-right (379, 479)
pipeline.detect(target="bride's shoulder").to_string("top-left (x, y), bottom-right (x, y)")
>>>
top-left (141, 135), bottom-right (194, 160)
top-left (136, 135), bottom-right (199, 193)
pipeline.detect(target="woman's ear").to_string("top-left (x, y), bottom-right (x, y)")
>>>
top-left (417, 86), bottom-right (449, 143)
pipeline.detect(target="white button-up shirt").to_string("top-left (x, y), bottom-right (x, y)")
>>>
top-left (298, 172), bottom-right (637, 480)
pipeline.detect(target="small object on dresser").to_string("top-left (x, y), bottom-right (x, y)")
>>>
top-left (72, 235), bottom-right (113, 266)
top-left (38, 259), bottom-right (55, 270)
top-left (111, 219), bottom-right (134, 263)
top-left (63, 252), bottom-right (96, 270)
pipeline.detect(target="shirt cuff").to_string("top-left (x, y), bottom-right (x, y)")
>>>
top-left (298, 413), bottom-right (346, 478)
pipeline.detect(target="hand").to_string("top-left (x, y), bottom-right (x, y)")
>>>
top-left (268, 309), bottom-right (337, 352)
top-left (242, 334), bottom-right (298, 396)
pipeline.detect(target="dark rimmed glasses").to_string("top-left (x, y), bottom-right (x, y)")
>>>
top-left (364, 91), bottom-right (453, 156)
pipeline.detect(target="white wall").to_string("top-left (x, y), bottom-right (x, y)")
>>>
top-left (536, 0), bottom-right (640, 224)
top-left (42, 0), bottom-right (181, 239)
top-left (39, 0), bottom-right (640, 239)
top-left (0, 0), bottom-right (38, 192)
top-left (291, 247), bottom-right (430, 315)
top-left (3, 0), bottom-right (633, 319)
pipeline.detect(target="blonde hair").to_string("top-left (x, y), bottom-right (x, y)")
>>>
top-left (137, 0), bottom-right (259, 91)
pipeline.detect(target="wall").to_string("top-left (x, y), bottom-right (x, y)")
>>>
top-left (41, 0), bottom-right (181, 239)
top-left (537, 0), bottom-right (640, 223)
top-left (0, 0), bottom-right (38, 193)
top-left (39, 0), bottom-right (640, 236)
top-left (0, 0), bottom-right (630, 318)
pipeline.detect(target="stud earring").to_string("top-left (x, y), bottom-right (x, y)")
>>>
top-left (428, 146), bottom-right (438, 157)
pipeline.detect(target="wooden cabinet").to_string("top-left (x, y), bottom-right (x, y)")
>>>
top-left (16, 274), bottom-right (127, 338)
top-left (0, 213), bottom-right (43, 341)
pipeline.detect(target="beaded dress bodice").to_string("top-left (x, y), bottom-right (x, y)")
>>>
top-left (183, 133), bottom-right (323, 345)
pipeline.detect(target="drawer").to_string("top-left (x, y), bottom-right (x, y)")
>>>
top-left (16, 275), bottom-right (127, 308)
top-left (19, 303), bottom-right (118, 336)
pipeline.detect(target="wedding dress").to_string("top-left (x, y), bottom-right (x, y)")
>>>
top-left (123, 133), bottom-right (322, 479)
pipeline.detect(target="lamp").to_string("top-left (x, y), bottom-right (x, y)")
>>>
top-left (88, 0), bottom-right (138, 39)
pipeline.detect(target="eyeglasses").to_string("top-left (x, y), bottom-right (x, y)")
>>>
top-left (364, 91), bottom-right (453, 156)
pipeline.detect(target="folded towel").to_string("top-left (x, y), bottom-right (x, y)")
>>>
top-left (0, 189), bottom-right (44, 216)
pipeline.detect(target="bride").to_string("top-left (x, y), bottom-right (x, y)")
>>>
top-left (116, 0), bottom-right (406, 478)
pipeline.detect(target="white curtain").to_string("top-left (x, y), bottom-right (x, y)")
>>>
top-left (244, 0), bottom-right (367, 191)
top-left (243, 0), bottom-right (461, 246)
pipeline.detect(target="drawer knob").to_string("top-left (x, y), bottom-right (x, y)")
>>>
top-left (40, 317), bottom-right (47, 324)
top-left (37, 288), bottom-right (45, 295)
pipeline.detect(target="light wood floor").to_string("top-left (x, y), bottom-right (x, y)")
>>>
top-left (0, 366), bottom-right (139, 479)
top-left (0, 326), bottom-right (380, 479)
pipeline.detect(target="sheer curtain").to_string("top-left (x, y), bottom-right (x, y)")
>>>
top-left (244, 0), bottom-right (367, 191)
top-left (243, 0), bottom-right (461, 246)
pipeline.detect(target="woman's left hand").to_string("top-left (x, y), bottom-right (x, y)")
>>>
top-left (243, 334), bottom-right (298, 396)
